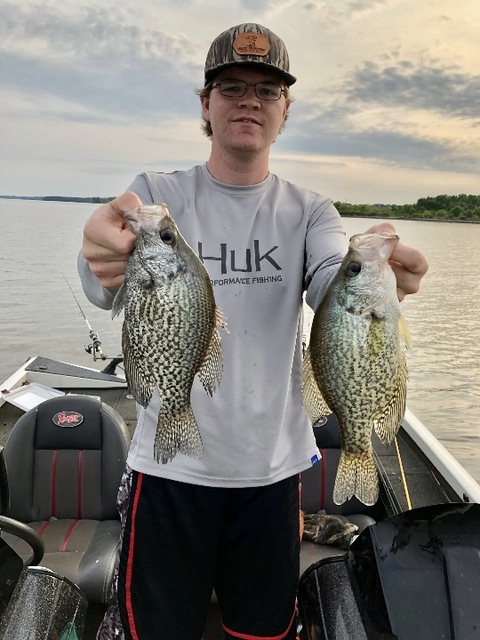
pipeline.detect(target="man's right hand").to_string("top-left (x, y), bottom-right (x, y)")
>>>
top-left (82, 191), bottom-right (142, 290)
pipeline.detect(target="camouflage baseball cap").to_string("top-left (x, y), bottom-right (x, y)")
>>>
top-left (204, 23), bottom-right (296, 86)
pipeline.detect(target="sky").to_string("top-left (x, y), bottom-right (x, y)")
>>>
top-left (1, 0), bottom-right (479, 204)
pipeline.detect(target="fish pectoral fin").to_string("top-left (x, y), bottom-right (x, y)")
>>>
top-left (111, 283), bottom-right (127, 319)
top-left (301, 347), bottom-right (331, 424)
top-left (334, 450), bottom-right (379, 507)
top-left (197, 325), bottom-right (223, 396)
top-left (154, 406), bottom-right (204, 464)
top-left (399, 313), bottom-right (411, 350)
top-left (373, 356), bottom-right (408, 444)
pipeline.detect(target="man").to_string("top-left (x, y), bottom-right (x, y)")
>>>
top-left (79, 23), bottom-right (428, 640)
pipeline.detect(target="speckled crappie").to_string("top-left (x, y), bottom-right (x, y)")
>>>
top-left (112, 204), bottom-right (226, 464)
top-left (302, 232), bottom-right (410, 506)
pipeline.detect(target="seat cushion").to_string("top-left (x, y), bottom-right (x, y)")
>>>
top-left (2, 518), bottom-right (121, 604)
top-left (300, 539), bottom-right (347, 576)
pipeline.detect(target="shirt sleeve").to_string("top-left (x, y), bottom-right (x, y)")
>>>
top-left (304, 198), bottom-right (347, 311)
top-left (77, 251), bottom-right (118, 310)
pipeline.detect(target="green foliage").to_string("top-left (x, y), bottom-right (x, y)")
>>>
top-left (334, 194), bottom-right (480, 222)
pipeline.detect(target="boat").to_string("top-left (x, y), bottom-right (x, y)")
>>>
top-left (1, 352), bottom-right (480, 639)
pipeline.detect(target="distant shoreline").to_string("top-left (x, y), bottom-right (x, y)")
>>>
top-left (2, 194), bottom-right (479, 224)
top-left (0, 195), bottom-right (114, 204)
top-left (343, 214), bottom-right (480, 224)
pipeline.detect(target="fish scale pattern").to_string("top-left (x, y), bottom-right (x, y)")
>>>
top-left (113, 205), bottom-right (225, 464)
top-left (302, 233), bottom-right (409, 507)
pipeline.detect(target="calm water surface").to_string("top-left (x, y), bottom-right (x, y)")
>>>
top-left (1, 200), bottom-right (479, 483)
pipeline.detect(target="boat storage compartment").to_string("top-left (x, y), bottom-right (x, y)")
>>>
top-left (298, 502), bottom-right (480, 640)
top-left (0, 565), bottom-right (87, 639)
top-left (2, 383), bottom-right (65, 412)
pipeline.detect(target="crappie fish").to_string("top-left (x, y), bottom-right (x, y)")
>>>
top-left (112, 204), bottom-right (227, 464)
top-left (302, 232), bottom-right (410, 506)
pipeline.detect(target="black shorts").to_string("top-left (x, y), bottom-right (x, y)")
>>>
top-left (117, 472), bottom-right (301, 640)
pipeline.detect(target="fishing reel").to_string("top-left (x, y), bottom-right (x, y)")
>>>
top-left (85, 330), bottom-right (105, 360)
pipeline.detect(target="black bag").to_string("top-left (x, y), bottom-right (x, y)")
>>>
top-left (299, 503), bottom-right (480, 640)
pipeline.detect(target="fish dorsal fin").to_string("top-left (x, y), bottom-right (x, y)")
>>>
top-left (121, 323), bottom-right (156, 407)
top-left (301, 347), bottom-right (332, 424)
top-left (373, 352), bottom-right (408, 444)
top-left (215, 306), bottom-right (228, 333)
top-left (196, 307), bottom-right (227, 396)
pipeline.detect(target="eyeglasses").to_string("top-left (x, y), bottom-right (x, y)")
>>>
top-left (211, 79), bottom-right (287, 101)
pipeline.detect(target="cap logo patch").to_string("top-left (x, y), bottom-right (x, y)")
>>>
top-left (52, 411), bottom-right (84, 428)
top-left (233, 33), bottom-right (271, 57)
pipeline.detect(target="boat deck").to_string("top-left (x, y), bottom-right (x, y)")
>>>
top-left (376, 430), bottom-right (451, 511)
top-left (0, 383), bottom-right (451, 639)
top-left (0, 388), bottom-right (450, 511)
top-left (1, 384), bottom-right (449, 515)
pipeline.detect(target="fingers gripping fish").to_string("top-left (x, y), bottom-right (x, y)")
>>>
top-left (112, 204), bottom-right (227, 464)
top-left (302, 232), bottom-right (410, 506)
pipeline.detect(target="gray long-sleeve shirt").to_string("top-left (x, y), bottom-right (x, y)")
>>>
top-left (78, 164), bottom-right (347, 487)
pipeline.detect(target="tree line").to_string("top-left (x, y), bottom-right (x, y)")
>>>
top-left (335, 194), bottom-right (480, 222)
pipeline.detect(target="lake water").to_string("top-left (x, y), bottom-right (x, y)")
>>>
top-left (1, 199), bottom-right (479, 483)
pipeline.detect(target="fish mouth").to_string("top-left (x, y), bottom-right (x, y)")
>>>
top-left (124, 205), bottom-right (170, 234)
top-left (349, 232), bottom-right (399, 262)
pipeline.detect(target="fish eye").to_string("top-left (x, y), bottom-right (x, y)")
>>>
top-left (346, 261), bottom-right (362, 277)
top-left (160, 228), bottom-right (176, 245)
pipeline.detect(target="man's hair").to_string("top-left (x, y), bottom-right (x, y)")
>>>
top-left (194, 83), bottom-right (292, 139)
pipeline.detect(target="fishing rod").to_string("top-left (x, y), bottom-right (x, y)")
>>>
top-left (62, 273), bottom-right (106, 361)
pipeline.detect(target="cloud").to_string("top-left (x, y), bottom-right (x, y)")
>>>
top-left (280, 54), bottom-right (480, 175)
top-left (350, 59), bottom-right (480, 119)
top-left (1, 2), bottom-right (198, 68)
top-left (0, 2), bottom-right (206, 123)
top-left (298, 0), bottom-right (391, 21)
top-left (280, 117), bottom-right (477, 174)
top-left (1, 0), bottom-right (479, 201)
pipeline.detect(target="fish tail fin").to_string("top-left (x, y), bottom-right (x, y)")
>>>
top-left (333, 451), bottom-right (379, 507)
top-left (154, 406), bottom-right (204, 464)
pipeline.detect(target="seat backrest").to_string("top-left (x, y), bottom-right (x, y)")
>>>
top-left (4, 395), bottom-right (130, 523)
top-left (301, 414), bottom-right (368, 515)
top-left (0, 447), bottom-right (9, 515)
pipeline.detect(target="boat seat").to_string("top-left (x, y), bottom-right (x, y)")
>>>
top-left (0, 394), bottom-right (130, 605)
top-left (300, 414), bottom-right (376, 576)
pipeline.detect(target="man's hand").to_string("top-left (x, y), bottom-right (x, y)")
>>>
top-left (82, 191), bottom-right (142, 290)
top-left (366, 222), bottom-right (429, 301)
